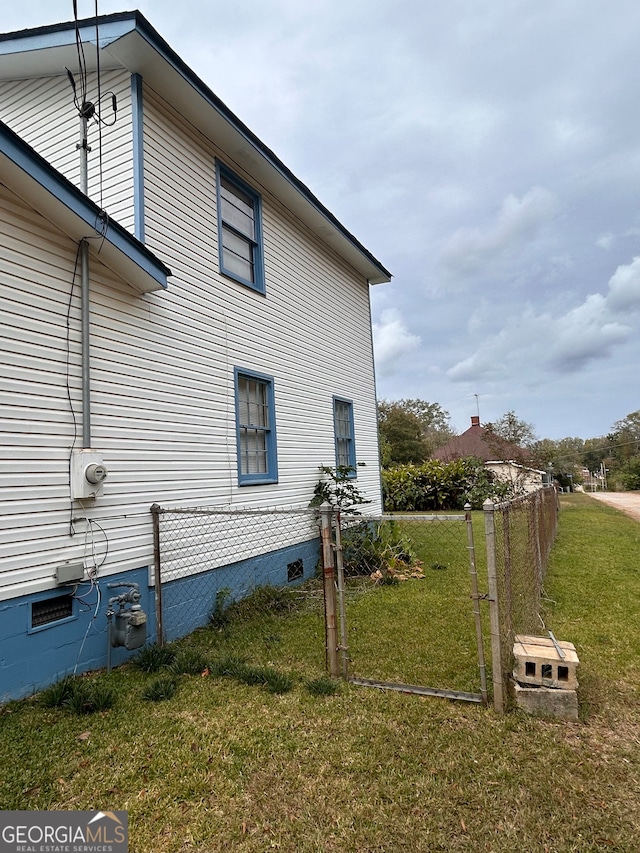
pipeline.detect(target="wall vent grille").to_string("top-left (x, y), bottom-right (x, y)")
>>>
top-left (32, 595), bottom-right (73, 627)
top-left (287, 559), bottom-right (304, 583)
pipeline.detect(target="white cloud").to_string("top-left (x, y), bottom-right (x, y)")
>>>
top-left (441, 187), bottom-right (561, 277)
top-left (549, 292), bottom-right (631, 370)
top-left (372, 308), bottom-right (421, 376)
top-left (606, 256), bottom-right (640, 313)
top-left (597, 232), bottom-right (614, 250)
top-left (447, 257), bottom-right (640, 382)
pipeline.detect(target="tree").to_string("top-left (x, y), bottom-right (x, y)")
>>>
top-left (377, 404), bottom-right (428, 466)
top-left (581, 437), bottom-right (608, 474)
top-left (484, 411), bottom-right (537, 447)
top-left (621, 456), bottom-right (640, 490)
top-left (378, 399), bottom-right (454, 465)
top-left (530, 436), bottom-right (585, 488)
top-left (609, 411), bottom-right (640, 463)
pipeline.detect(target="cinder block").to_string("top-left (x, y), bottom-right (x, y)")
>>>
top-left (513, 635), bottom-right (579, 690)
top-left (513, 682), bottom-right (579, 721)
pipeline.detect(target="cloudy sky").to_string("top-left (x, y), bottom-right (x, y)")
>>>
top-left (5, 1), bottom-right (640, 439)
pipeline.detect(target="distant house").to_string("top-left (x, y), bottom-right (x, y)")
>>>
top-left (432, 417), bottom-right (545, 494)
top-left (0, 11), bottom-right (391, 700)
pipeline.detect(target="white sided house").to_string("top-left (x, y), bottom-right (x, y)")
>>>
top-left (0, 11), bottom-right (390, 700)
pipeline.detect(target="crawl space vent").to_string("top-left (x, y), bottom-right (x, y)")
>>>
top-left (32, 594), bottom-right (73, 627)
top-left (287, 559), bottom-right (304, 582)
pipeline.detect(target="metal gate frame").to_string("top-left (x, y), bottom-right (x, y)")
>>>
top-left (319, 503), bottom-right (488, 706)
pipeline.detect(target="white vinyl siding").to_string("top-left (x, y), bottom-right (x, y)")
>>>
top-left (0, 71), bottom-right (135, 230)
top-left (0, 80), bottom-right (382, 602)
top-left (142, 86), bottom-right (381, 503)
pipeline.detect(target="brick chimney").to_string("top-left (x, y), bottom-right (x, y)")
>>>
top-left (471, 416), bottom-right (480, 426)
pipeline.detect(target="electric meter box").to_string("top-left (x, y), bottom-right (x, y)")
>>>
top-left (71, 449), bottom-right (108, 499)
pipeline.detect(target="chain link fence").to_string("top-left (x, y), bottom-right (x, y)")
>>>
top-left (331, 511), bottom-right (488, 704)
top-left (151, 505), bottom-right (321, 643)
top-left (150, 490), bottom-right (559, 713)
top-left (483, 486), bottom-right (560, 711)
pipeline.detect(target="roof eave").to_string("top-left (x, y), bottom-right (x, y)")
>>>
top-left (0, 11), bottom-right (391, 285)
top-left (0, 119), bottom-right (171, 294)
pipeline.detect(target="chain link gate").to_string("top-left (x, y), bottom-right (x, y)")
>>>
top-left (323, 507), bottom-right (489, 705)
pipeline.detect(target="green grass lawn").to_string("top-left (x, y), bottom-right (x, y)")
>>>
top-left (1, 493), bottom-right (639, 852)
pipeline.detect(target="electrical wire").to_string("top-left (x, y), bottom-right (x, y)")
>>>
top-left (94, 0), bottom-right (103, 209)
top-left (73, 578), bottom-right (101, 675)
top-left (87, 518), bottom-right (110, 570)
top-left (72, 0), bottom-right (88, 114)
top-left (66, 243), bottom-right (83, 537)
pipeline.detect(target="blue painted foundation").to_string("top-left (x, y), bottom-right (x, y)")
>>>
top-left (0, 537), bottom-right (320, 702)
top-left (161, 537), bottom-right (320, 642)
top-left (0, 566), bottom-right (155, 703)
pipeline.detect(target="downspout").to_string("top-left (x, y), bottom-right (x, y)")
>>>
top-left (78, 110), bottom-right (93, 448)
top-left (80, 238), bottom-right (91, 448)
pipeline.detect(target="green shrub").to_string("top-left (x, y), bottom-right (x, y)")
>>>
top-left (40, 676), bottom-right (77, 708)
top-left (382, 457), bottom-right (514, 511)
top-left (170, 648), bottom-right (208, 676)
top-left (309, 465), bottom-right (370, 513)
top-left (340, 518), bottom-right (419, 578)
top-left (142, 676), bottom-right (178, 702)
top-left (40, 675), bottom-right (115, 714)
top-left (134, 643), bottom-right (176, 672)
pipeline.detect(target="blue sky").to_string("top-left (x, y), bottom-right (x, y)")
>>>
top-left (4, 0), bottom-right (640, 440)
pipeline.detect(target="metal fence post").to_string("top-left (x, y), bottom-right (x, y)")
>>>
top-left (319, 502), bottom-right (340, 678)
top-left (465, 504), bottom-right (488, 705)
top-left (483, 499), bottom-right (505, 713)
top-left (334, 512), bottom-right (349, 680)
top-left (151, 503), bottom-right (164, 647)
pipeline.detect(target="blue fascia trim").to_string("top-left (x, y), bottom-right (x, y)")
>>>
top-left (216, 160), bottom-right (265, 295)
top-left (333, 396), bottom-right (357, 476)
top-left (234, 367), bottom-right (279, 486)
top-left (0, 10), bottom-right (391, 284)
top-left (0, 119), bottom-right (170, 289)
top-left (131, 73), bottom-right (146, 244)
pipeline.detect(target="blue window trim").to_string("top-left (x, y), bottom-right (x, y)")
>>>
top-left (234, 367), bottom-right (278, 485)
top-left (333, 396), bottom-right (357, 476)
top-left (216, 160), bottom-right (265, 294)
top-left (131, 72), bottom-right (145, 243)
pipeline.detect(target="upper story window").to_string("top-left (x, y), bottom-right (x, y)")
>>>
top-left (235, 368), bottom-right (278, 485)
top-left (333, 397), bottom-right (356, 475)
top-left (216, 161), bottom-right (265, 293)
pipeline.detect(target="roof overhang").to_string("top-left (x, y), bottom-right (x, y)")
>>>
top-left (0, 118), bottom-right (170, 293)
top-left (0, 12), bottom-right (391, 286)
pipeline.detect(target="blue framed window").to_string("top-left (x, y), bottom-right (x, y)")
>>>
top-left (333, 397), bottom-right (356, 474)
top-left (235, 368), bottom-right (278, 484)
top-left (216, 161), bottom-right (265, 293)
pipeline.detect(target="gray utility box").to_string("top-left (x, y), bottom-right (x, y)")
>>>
top-left (56, 562), bottom-right (85, 584)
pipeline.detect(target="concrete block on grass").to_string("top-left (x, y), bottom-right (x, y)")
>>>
top-left (513, 681), bottom-right (579, 721)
